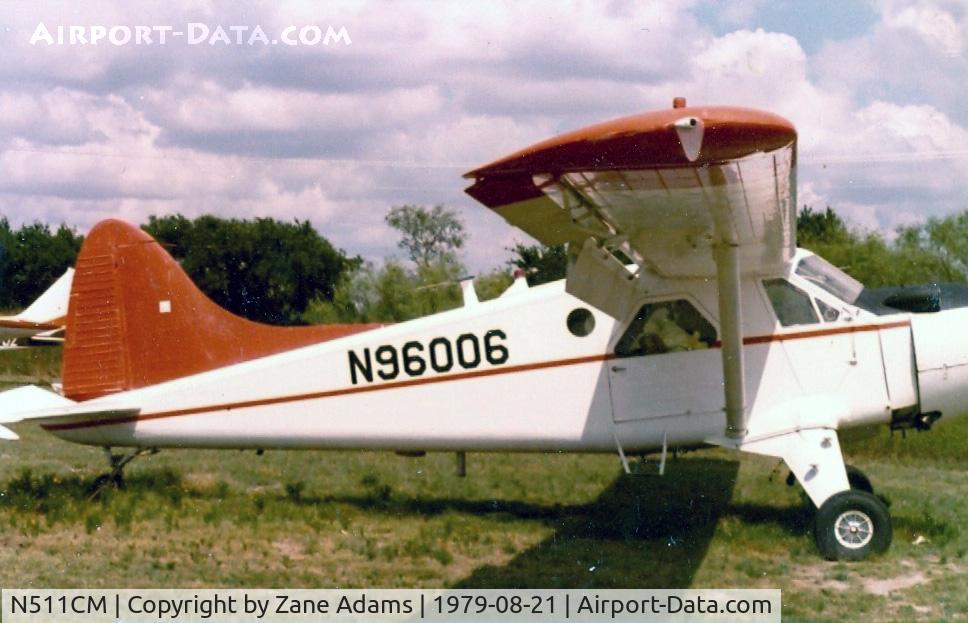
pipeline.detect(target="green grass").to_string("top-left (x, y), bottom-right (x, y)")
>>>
top-left (0, 424), bottom-right (964, 621)
top-left (0, 346), bottom-right (62, 384)
top-left (0, 362), bottom-right (966, 621)
top-left (841, 415), bottom-right (968, 466)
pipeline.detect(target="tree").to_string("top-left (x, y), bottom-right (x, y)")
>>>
top-left (0, 219), bottom-right (82, 310)
top-left (474, 270), bottom-right (514, 301)
top-left (894, 213), bottom-right (968, 283)
top-left (386, 204), bottom-right (466, 268)
top-left (795, 206), bottom-right (896, 286)
top-left (795, 206), bottom-right (968, 287)
top-left (509, 243), bottom-right (568, 286)
top-left (306, 204), bottom-right (490, 323)
top-left (796, 206), bottom-right (853, 248)
top-left (143, 214), bottom-right (355, 325)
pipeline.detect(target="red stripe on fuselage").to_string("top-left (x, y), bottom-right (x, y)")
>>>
top-left (43, 319), bottom-right (912, 432)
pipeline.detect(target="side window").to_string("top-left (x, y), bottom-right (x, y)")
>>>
top-left (763, 279), bottom-right (820, 327)
top-left (615, 299), bottom-right (717, 357)
top-left (815, 298), bottom-right (840, 322)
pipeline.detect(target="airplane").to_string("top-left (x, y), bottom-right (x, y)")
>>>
top-left (0, 98), bottom-right (964, 561)
top-left (0, 268), bottom-right (73, 349)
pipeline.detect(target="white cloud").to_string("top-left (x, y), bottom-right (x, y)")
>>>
top-left (144, 81), bottom-right (444, 136)
top-left (883, 2), bottom-right (963, 57)
top-left (856, 101), bottom-right (968, 151)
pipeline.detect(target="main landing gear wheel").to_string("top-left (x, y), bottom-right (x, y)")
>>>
top-left (814, 490), bottom-right (892, 561)
top-left (845, 464), bottom-right (874, 494)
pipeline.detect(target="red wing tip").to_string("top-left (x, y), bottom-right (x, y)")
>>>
top-left (464, 104), bottom-right (796, 179)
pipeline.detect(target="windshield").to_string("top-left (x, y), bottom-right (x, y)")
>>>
top-left (795, 255), bottom-right (863, 305)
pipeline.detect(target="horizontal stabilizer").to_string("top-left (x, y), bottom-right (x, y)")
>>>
top-left (0, 385), bottom-right (75, 424)
top-left (0, 385), bottom-right (140, 438)
top-left (30, 329), bottom-right (66, 344)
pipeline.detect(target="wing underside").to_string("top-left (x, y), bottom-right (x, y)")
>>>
top-left (464, 105), bottom-right (797, 279)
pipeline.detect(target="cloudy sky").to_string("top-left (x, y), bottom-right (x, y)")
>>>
top-left (0, 0), bottom-right (966, 271)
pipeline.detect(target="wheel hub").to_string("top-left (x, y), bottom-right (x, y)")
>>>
top-left (834, 510), bottom-right (874, 549)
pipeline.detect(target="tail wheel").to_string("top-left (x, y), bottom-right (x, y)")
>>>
top-left (814, 490), bottom-right (892, 561)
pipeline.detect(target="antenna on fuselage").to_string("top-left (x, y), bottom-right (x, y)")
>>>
top-left (459, 276), bottom-right (479, 306)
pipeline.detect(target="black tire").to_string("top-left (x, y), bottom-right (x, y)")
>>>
top-left (814, 490), bottom-right (892, 561)
top-left (845, 464), bottom-right (874, 494)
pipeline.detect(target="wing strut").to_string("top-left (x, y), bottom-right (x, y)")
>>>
top-left (705, 165), bottom-right (748, 439)
top-left (715, 241), bottom-right (747, 438)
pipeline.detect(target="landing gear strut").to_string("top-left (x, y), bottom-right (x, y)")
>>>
top-left (740, 429), bottom-right (892, 561)
top-left (89, 447), bottom-right (156, 495)
top-left (788, 463), bottom-right (875, 494)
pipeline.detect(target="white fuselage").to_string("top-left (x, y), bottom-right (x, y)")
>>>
top-left (45, 252), bottom-right (964, 453)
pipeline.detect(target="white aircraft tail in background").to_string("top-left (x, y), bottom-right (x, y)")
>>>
top-left (0, 267), bottom-right (73, 348)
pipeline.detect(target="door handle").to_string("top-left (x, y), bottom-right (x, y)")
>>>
top-left (611, 365), bottom-right (626, 372)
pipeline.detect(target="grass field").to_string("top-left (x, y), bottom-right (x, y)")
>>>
top-left (0, 349), bottom-right (966, 622)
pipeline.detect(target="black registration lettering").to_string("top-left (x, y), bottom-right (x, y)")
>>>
top-left (429, 337), bottom-right (453, 373)
top-left (349, 349), bottom-right (373, 385)
top-left (456, 333), bottom-right (481, 368)
top-left (402, 341), bottom-right (426, 376)
top-left (348, 329), bottom-right (509, 384)
top-left (484, 330), bottom-right (509, 364)
top-left (375, 345), bottom-right (399, 380)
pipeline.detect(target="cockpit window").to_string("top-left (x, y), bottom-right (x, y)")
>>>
top-left (764, 279), bottom-right (820, 327)
top-left (615, 299), bottom-right (717, 357)
top-left (795, 255), bottom-right (863, 304)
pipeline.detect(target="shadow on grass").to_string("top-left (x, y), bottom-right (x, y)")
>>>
top-left (453, 458), bottom-right (742, 588)
top-left (322, 458), bottom-right (785, 587)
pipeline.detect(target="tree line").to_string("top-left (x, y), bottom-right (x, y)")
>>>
top-left (2, 206), bottom-right (967, 322)
top-left (0, 220), bottom-right (82, 311)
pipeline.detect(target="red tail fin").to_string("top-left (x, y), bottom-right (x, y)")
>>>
top-left (63, 219), bottom-right (378, 401)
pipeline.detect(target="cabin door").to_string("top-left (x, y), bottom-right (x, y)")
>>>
top-left (607, 298), bottom-right (723, 422)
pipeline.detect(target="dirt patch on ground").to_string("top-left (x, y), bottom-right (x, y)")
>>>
top-left (862, 570), bottom-right (928, 596)
top-left (788, 559), bottom-right (933, 597)
top-left (182, 472), bottom-right (221, 490)
top-left (272, 538), bottom-right (307, 560)
top-left (788, 564), bottom-right (850, 592)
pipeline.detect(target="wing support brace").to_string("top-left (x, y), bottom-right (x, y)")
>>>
top-left (706, 165), bottom-right (748, 440)
top-left (715, 242), bottom-right (748, 438)
top-left (729, 428), bottom-right (850, 507)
